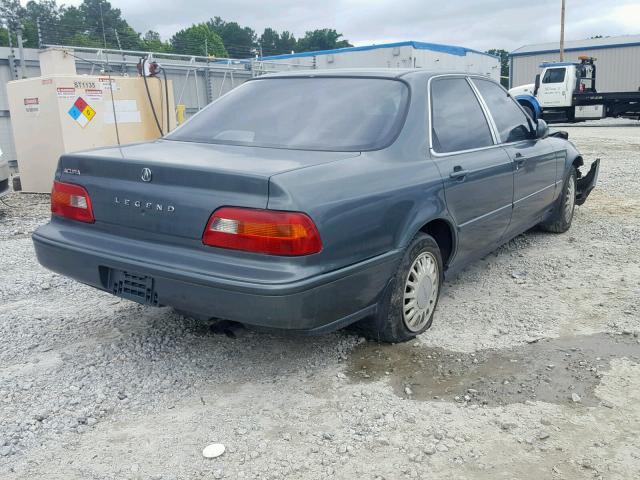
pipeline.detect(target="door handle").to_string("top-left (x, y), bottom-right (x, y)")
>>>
top-left (449, 167), bottom-right (469, 180)
top-left (514, 153), bottom-right (528, 168)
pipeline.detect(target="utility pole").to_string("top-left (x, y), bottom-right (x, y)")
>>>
top-left (36, 17), bottom-right (43, 48)
top-left (6, 21), bottom-right (19, 80)
top-left (16, 25), bottom-right (26, 78)
top-left (114, 29), bottom-right (127, 75)
top-left (559, 0), bottom-right (566, 61)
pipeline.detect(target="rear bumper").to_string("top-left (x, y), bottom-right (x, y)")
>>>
top-left (32, 222), bottom-right (400, 333)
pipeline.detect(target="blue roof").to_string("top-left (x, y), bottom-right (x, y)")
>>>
top-left (261, 41), bottom-right (499, 60)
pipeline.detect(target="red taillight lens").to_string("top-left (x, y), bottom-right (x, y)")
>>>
top-left (51, 181), bottom-right (95, 223)
top-left (202, 207), bottom-right (322, 256)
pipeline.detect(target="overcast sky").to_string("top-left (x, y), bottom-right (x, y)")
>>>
top-left (36, 0), bottom-right (640, 51)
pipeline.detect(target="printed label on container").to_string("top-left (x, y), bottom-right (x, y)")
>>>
top-left (24, 97), bottom-right (40, 116)
top-left (85, 89), bottom-right (103, 101)
top-left (98, 77), bottom-right (118, 91)
top-left (56, 87), bottom-right (75, 98)
top-left (104, 99), bottom-right (141, 124)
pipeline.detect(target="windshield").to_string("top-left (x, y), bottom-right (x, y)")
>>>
top-left (166, 77), bottom-right (409, 151)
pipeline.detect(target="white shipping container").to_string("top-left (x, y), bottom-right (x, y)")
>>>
top-left (261, 41), bottom-right (501, 81)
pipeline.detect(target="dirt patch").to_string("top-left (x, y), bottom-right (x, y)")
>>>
top-left (347, 332), bottom-right (640, 407)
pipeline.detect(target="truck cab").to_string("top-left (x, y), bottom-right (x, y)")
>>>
top-left (536, 63), bottom-right (578, 108)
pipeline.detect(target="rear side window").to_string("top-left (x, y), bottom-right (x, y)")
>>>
top-left (166, 77), bottom-right (409, 151)
top-left (430, 78), bottom-right (493, 153)
top-left (472, 79), bottom-right (532, 143)
top-left (542, 68), bottom-right (566, 84)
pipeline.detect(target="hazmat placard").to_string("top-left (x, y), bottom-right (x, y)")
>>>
top-left (68, 97), bottom-right (96, 128)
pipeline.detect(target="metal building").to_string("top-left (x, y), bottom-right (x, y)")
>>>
top-left (510, 34), bottom-right (640, 92)
top-left (262, 41), bottom-right (501, 81)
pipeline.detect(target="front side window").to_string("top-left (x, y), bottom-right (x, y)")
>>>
top-left (542, 67), bottom-right (566, 84)
top-left (430, 77), bottom-right (493, 153)
top-left (166, 77), bottom-right (409, 152)
top-left (472, 79), bottom-right (532, 143)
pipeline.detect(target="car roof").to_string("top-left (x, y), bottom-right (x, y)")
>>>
top-left (258, 68), bottom-right (494, 81)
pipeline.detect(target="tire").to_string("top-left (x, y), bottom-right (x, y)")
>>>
top-left (539, 167), bottom-right (577, 233)
top-left (355, 233), bottom-right (443, 343)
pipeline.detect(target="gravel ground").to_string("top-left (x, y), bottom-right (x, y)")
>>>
top-left (1, 120), bottom-right (639, 479)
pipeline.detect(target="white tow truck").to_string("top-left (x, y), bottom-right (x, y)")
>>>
top-left (509, 56), bottom-right (640, 123)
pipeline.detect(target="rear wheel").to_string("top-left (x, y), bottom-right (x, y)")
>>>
top-left (356, 233), bottom-right (443, 343)
top-left (540, 167), bottom-right (577, 233)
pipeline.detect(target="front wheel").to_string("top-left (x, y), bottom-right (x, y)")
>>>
top-left (539, 167), bottom-right (577, 233)
top-left (356, 233), bottom-right (443, 343)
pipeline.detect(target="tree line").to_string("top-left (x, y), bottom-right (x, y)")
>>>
top-left (0, 0), bottom-right (353, 58)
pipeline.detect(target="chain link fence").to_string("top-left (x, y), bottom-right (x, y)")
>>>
top-left (0, 18), bottom-right (316, 169)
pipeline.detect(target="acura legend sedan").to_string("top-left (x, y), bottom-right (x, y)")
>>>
top-left (33, 70), bottom-right (599, 342)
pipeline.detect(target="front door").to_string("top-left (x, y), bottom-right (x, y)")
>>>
top-left (537, 66), bottom-right (571, 108)
top-left (429, 76), bottom-right (514, 267)
top-left (503, 139), bottom-right (557, 230)
top-left (470, 78), bottom-right (558, 234)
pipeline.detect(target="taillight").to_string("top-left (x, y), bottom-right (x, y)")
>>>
top-left (51, 181), bottom-right (95, 223)
top-left (202, 207), bottom-right (322, 256)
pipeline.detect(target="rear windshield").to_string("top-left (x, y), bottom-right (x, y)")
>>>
top-left (166, 77), bottom-right (409, 151)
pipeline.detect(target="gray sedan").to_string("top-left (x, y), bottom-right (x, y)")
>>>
top-left (32, 69), bottom-right (598, 342)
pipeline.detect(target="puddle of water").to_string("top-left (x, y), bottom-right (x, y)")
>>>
top-left (347, 333), bottom-right (639, 406)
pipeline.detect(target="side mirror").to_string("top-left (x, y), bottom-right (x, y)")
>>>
top-left (534, 74), bottom-right (541, 96)
top-left (536, 119), bottom-right (549, 139)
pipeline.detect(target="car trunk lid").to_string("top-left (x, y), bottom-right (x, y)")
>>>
top-left (57, 140), bottom-right (358, 240)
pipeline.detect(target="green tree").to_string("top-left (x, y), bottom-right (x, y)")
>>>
top-left (142, 30), bottom-right (171, 52)
top-left (207, 17), bottom-right (256, 58)
top-left (295, 29), bottom-right (351, 52)
top-left (258, 28), bottom-right (298, 56)
top-left (171, 23), bottom-right (227, 57)
top-left (259, 27), bottom-right (279, 55)
top-left (0, 0), bottom-right (24, 46)
top-left (18, 0), bottom-right (63, 46)
top-left (486, 48), bottom-right (509, 87)
top-left (74, 0), bottom-right (142, 49)
top-left (276, 31), bottom-right (296, 54)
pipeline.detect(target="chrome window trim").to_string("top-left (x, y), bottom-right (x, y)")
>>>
top-left (469, 77), bottom-right (536, 143)
top-left (427, 73), bottom-right (503, 158)
top-left (467, 77), bottom-right (500, 144)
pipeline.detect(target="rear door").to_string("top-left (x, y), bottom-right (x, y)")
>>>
top-left (471, 78), bottom-right (558, 233)
top-left (429, 76), bottom-right (514, 267)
